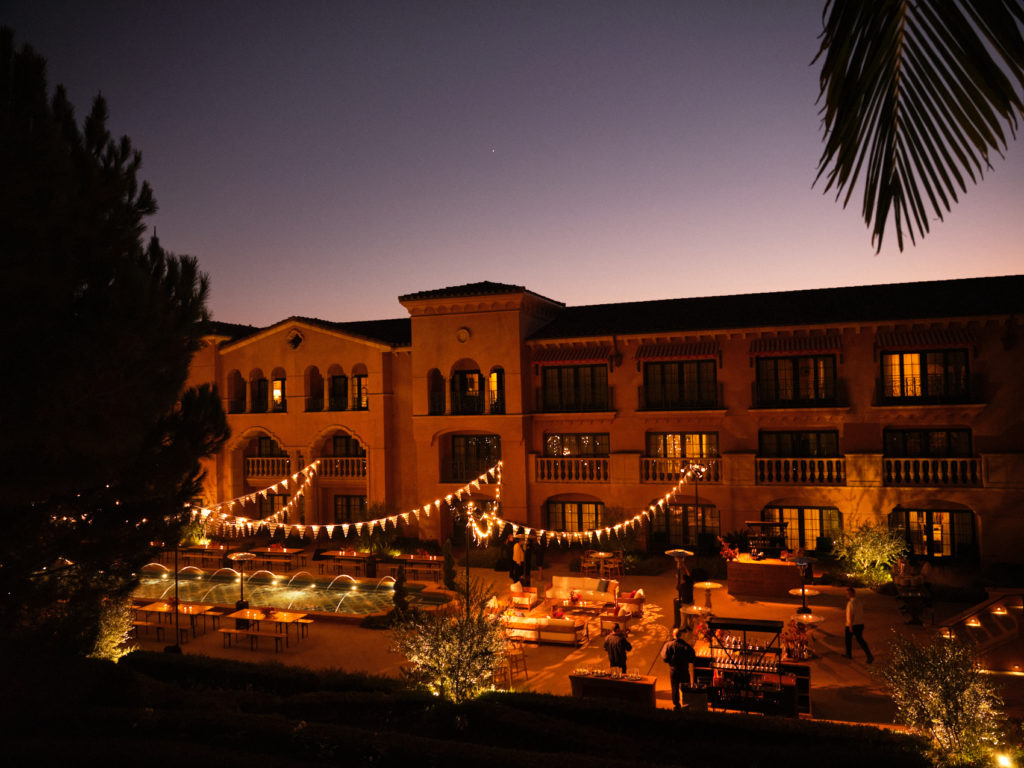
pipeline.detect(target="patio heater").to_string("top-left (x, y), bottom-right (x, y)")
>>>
top-left (228, 551), bottom-right (256, 628)
top-left (793, 556), bottom-right (814, 614)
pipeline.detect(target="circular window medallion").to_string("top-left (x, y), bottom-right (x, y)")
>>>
top-left (456, 327), bottom-right (471, 343)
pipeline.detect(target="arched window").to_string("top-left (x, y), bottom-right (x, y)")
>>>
top-left (327, 366), bottom-right (347, 411)
top-left (352, 364), bottom-right (369, 411)
top-left (249, 368), bottom-right (268, 413)
top-left (305, 366), bottom-right (324, 412)
top-left (450, 359), bottom-right (483, 415)
top-left (270, 367), bottom-right (287, 412)
top-left (427, 369), bottom-right (445, 415)
top-left (488, 367), bottom-right (505, 414)
top-left (889, 506), bottom-right (977, 560)
top-left (761, 505), bottom-right (842, 551)
top-left (226, 370), bottom-right (246, 413)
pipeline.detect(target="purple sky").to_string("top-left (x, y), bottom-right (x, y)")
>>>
top-left (7, 1), bottom-right (1023, 327)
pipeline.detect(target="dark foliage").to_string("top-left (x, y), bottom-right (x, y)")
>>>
top-left (0, 28), bottom-right (228, 653)
top-left (4, 652), bottom-right (931, 767)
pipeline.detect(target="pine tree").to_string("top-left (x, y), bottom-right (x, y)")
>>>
top-left (0, 28), bottom-right (229, 653)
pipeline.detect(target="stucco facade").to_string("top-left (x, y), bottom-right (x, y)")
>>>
top-left (188, 276), bottom-right (1024, 566)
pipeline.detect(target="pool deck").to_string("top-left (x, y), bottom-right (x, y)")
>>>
top-left (133, 553), bottom-right (1024, 726)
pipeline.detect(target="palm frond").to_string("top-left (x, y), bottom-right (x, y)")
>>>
top-left (815, 0), bottom-right (1024, 251)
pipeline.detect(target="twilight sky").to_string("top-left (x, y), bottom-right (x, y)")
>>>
top-left (7, 1), bottom-right (1023, 327)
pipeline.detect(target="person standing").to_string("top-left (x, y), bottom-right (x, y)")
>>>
top-left (511, 536), bottom-right (525, 584)
top-left (661, 628), bottom-right (697, 710)
top-left (604, 624), bottom-right (632, 672)
top-left (844, 587), bottom-right (874, 663)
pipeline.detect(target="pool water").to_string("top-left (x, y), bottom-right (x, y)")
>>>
top-left (134, 568), bottom-right (449, 615)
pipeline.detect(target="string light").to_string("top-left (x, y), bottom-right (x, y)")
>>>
top-left (192, 457), bottom-right (709, 545)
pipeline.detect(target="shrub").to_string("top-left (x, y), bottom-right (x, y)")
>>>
top-left (833, 524), bottom-right (906, 588)
top-left (882, 634), bottom-right (1005, 766)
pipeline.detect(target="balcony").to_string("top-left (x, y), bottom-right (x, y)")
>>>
top-left (245, 457), bottom-right (291, 477)
top-left (450, 392), bottom-right (484, 415)
top-left (637, 384), bottom-right (721, 411)
top-left (884, 457), bottom-right (980, 486)
top-left (319, 457), bottom-right (368, 479)
top-left (756, 457), bottom-right (845, 485)
top-left (640, 457), bottom-right (721, 483)
top-left (536, 457), bottom-right (609, 482)
top-left (751, 379), bottom-right (845, 409)
top-left (535, 387), bottom-right (613, 413)
top-left (305, 395), bottom-right (323, 412)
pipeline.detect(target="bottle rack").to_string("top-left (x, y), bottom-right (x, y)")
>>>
top-left (706, 618), bottom-right (793, 715)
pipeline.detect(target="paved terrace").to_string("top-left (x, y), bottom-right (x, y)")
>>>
top-left (134, 553), bottom-right (1024, 726)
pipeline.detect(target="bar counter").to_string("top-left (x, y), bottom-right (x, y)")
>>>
top-left (726, 555), bottom-right (803, 598)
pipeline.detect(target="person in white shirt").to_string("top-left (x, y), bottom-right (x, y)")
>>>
top-left (844, 587), bottom-right (874, 664)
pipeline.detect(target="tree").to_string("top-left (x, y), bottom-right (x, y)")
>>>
top-left (815, 0), bottom-right (1024, 251)
top-left (832, 523), bottom-right (906, 587)
top-left (882, 635), bottom-right (1005, 766)
top-left (391, 577), bottom-right (506, 704)
top-left (0, 28), bottom-right (229, 654)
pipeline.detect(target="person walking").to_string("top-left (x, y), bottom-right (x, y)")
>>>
top-left (844, 587), bottom-right (874, 663)
top-left (661, 628), bottom-right (697, 710)
top-left (604, 623), bottom-right (632, 673)
top-left (511, 536), bottom-right (525, 584)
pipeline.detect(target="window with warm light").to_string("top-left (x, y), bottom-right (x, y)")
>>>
top-left (762, 505), bottom-right (842, 550)
top-left (546, 501), bottom-right (603, 532)
top-left (544, 433), bottom-right (609, 457)
top-left (646, 432), bottom-right (718, 459)
top-left (450, 370), bottom-right (484, 414)
top-left (881, 349), bottom-right (968, 402)
top-left (352, 374), bottom-right (369, 410)
top-left (488, 368), bottom-right (505, 414)
top-left (889, 507), bottom-right (976, 559)
top-left (271, 378), bottom-right (286, 412)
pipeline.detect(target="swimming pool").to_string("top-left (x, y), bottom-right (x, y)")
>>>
top-left (134, 564), bottom-right (449, 616)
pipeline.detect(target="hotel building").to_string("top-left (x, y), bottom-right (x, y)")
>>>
top-left (188, 275), bottom-right (1024, 566)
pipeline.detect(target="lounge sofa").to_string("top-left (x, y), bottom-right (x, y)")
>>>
top-left (545, 575), bottom-right (619, 606)
top-left (508, 582), bottom-right (540, 609)
top-left (501, 615), bottom-right (587, 646)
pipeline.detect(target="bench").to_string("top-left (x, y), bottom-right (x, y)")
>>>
top-left (132, 621), bottom-right (164, 641)
top-left (218, 627), bottom-right (286, 652)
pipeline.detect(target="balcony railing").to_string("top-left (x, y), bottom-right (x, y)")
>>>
top-left (884, 457), bottom-right (980, 486)
top-left (535, 387), bottom-right (613, 413)
top-left (245, 457), bottom-right (291, 477)
top-left (319, 457), bottom-right (368, 479)
top-left (536, 457), bottom-right (609, 482)
top-left (637, 384), bottom-right (721, 410)
top-left (450, 393), bottom-right (484, 415)
top-left (756, 457), bottom-right (845, 485)
top-left (640, 457), bottom-right (721, 483)
top-left (751, 379), bottom-right (845, 409)
top-left (428, 392), bottom-right (445, 415)
top-left (305, 395), bottom-right (323, 412)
